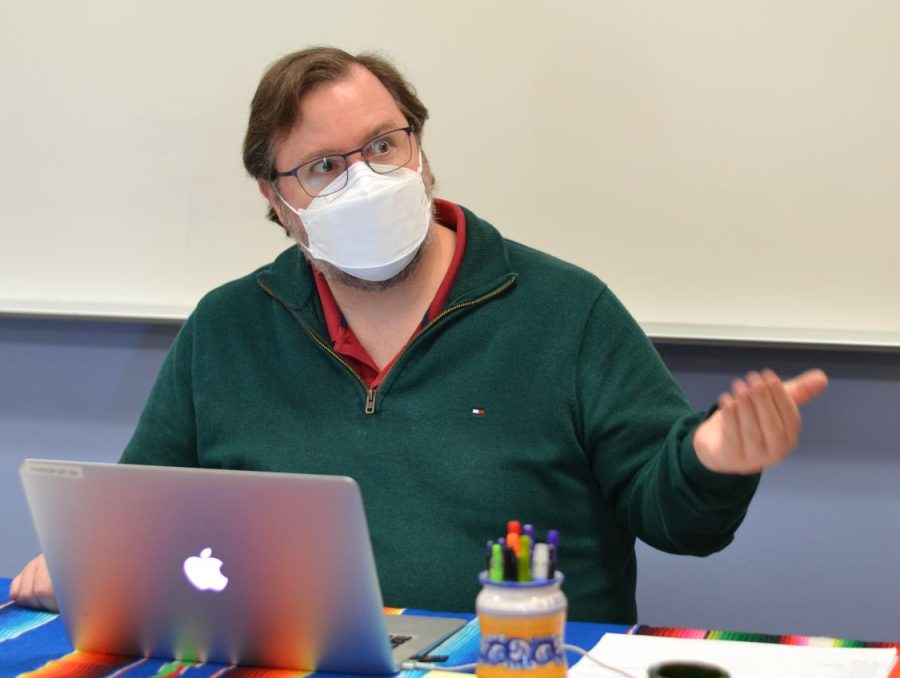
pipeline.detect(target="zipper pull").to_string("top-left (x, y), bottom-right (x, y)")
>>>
top-left (365, 388), bottom-right (377, 415)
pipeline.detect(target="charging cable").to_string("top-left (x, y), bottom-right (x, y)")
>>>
top-left (400, 660), bottom-right (477, 671)
top-left (563, 643), bottom-right (637, 677)
top-left (401, 644), bottom-right (634, 676)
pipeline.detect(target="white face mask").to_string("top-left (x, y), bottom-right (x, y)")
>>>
top-left (279, 154), bottom-right (431, 282)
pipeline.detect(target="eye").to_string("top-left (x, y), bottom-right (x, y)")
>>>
top-left (367, 136), bottom-right (394, 157)
top-left (308, 156), bottom-right (340, 175)
top-left (300, 155), bottom-right (344, 178)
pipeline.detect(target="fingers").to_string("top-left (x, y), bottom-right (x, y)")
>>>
top-left (10, 563), bottom-right (27, 606)
top-left (732, 379), bottom-right (761, 466)
top-left (33, 557), bottom-right (58, 611)
top-left (696, 367), bottom-right (826, 475)
top-left (732, 368), bottom-right (820, 469)
top-left (9, 554), bottom-right (57, 611)
top-left (18, 558), bottom-right (37, 607)
top-left (717, 391), bottom-right (744, 467)
top-left (723, 371), bottom-right (792, 471)
top-left (762, 369), bottom-right (800, 448)
top-left (748, 370), bottom-right (797, 462)
top-left (10, 568), bottom-right (21, 598)
top-left (784, 369), bottom-right (829, 406)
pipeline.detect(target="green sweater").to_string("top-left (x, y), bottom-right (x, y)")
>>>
top-left (121, 205), bottom-right (759, 622)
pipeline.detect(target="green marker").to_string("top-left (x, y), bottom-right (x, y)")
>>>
top-left (489, 543), bottom-right (504, 581)
top-left (517, 535), bottom-right (532, 581)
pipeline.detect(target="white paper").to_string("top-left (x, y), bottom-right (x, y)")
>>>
top-left (568, 633), bottom-right (897, 678)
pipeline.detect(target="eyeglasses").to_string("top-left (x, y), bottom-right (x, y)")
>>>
top-left (273, 126), bottom-right (415, 199)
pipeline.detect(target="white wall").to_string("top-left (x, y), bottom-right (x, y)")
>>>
top-left (2, 1), bottom-right (899, 344)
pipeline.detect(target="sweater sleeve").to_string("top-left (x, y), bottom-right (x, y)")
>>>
top-left (119, 314), bottom-right (200, 467)
top-left (577, 287), bottom-right (760, 555)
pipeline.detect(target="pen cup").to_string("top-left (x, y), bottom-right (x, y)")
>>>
top-left (476, 572), bottom-right (567, 678)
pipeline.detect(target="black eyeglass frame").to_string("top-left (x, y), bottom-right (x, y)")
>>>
top-left (272, 125), bottom-right (416, 198)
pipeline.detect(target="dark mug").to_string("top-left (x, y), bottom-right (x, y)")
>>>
top-left (648, 661), bottom-right (730, 678)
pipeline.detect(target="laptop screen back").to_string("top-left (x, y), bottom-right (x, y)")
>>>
top-left (20, 460), bottom-right (399, 673)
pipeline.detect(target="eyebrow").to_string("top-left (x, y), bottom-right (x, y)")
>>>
top-left (295, 122), bottom-right (406, 167)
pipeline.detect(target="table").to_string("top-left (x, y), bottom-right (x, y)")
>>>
top-left (2, 578), bottom-right (898, 677)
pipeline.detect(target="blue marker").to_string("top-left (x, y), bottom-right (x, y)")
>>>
top-left (546, 529), bottom-right (559, 576)
top-left (523, 524), bottom-right (535, 549)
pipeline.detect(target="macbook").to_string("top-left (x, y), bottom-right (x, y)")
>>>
top-left (19, 459), bottom-right (465, 674)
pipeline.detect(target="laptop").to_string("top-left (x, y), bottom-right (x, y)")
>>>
top-left (19, 459), bottom-right (465, 674)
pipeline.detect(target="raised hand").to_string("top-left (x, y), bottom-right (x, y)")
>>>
top-left (693, 368), bottom-right (829, 475)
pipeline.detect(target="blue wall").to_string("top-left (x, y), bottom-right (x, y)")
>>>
top-left (2, 317), bottom-right (898, 640)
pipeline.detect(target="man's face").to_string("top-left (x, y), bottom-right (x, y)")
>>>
top-left (261, 65), bottom-right (433, 289)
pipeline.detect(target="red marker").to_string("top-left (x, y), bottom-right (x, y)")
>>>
top-left (507, 531), bottom-right (520, 555)
top-left (507, 520), bottom-right (521, 536)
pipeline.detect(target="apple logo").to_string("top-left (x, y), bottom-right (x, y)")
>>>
top-left (183, 547), bottom-right (229, 592)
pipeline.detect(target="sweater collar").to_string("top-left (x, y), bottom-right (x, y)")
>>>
top-left (256, 201), bottom-right (516, 331)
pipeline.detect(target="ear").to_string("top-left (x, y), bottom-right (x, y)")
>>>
top-left (258, 179), bottom-right (292, 233)
top-left (258, 179), bottom-right (278, 206)
top-left (420, 150), bottom-right (436, 188)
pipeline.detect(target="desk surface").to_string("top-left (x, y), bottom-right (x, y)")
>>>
top-left (2, 578), bottom-right (898, 678)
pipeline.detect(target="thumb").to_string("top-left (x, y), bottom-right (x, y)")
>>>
top-left (784, 369), bottom-right (829, 406)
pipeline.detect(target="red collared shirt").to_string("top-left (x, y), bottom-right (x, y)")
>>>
top-left (312, 198), bottom-right (467, 388)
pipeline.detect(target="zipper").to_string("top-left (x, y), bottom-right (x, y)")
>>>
top-left (258, 275), bottom-right (517, 415)
top-left (257, 278), bottom-right (370, 392)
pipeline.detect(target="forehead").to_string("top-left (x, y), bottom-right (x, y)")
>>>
top-left (278, 65), bottom-right (407, 164)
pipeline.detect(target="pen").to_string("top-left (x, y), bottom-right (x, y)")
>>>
top-left (517, 535), bottom-right (532, 581)
top-left (502, 545), bottom-right (517, 581)
top-left (487, 522), bottom-right (559, 583)
top-left (546, 529), bottom-right (559, 577)
top-left (507, 531), bottom-right (520, 556)
top-left (489, 543), bottom-right (504, 582)
top-left (523, 524), bottom-right (534, 543)
top-left (532, 543), bottom-right (550, 580)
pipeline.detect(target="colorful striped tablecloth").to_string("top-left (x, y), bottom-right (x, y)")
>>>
top-left (2, 578), bottom-right (898, 677)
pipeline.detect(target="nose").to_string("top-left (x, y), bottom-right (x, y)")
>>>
top-left (345, 149), bottom-right (367, 167)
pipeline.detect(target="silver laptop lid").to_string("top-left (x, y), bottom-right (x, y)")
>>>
top-left (20, 460), bottom-right (409, 674)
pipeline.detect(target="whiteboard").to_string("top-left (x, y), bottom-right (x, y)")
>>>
top-left (2, 1), bottom-right (899, 347)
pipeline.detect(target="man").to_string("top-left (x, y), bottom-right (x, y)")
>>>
top-left (12, 47), bottom-right (828, 622)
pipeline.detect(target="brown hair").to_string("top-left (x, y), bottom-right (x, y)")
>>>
top-left (242, 46), bottom-right (430, 226)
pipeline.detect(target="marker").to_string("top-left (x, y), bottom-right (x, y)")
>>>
top-left (523, 524), bottom-right (535, 542)
top-left (546, 530), bottom-right (559, 576)
top-left (489, 543), bottom-right (504, 582)
top-left (532, 543), bottom-right (550, 580)
top-left (502, 545), bottom-right (517, 581)
top-left (486, 540), bottom-right (494, 571)
top-left (507, 520), bottom-right (521, 536)
top-left (517, 535), bottom-right (532, 581)
top-left (507, 531), bottom-right (520, 556)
